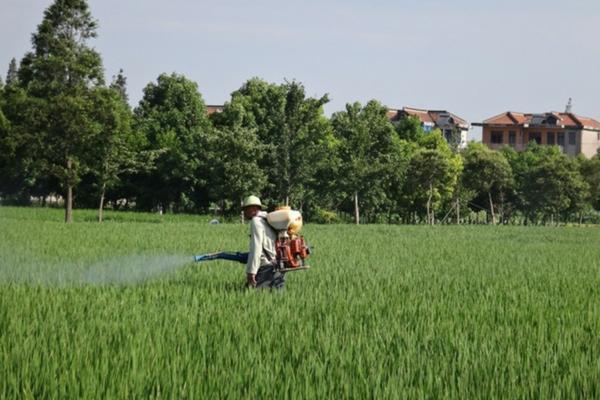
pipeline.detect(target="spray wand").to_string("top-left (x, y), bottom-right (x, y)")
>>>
top-left (193, 252), bottom-right (248, 264)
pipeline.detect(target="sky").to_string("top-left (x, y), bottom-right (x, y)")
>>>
top-left (2, 0), bottom-right (600, 141)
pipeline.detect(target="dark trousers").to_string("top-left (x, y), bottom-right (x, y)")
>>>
top-left (255, 264), bottom-right (286, 289)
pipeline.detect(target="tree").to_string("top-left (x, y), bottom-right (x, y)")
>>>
top-left (213, 78), bottom-right (332, 208)
top-left (208, 125), bottom-right (267, 217)
top-left (394, 115), bottom-right (425, 142)
top-left (88, 86), bottom-right (145, 222)
top-left (5, 58), bottom-right (18, 86)
top-left (404, 148), bottom-right (454, 224)
top-left (580, 154), bottom-right (600, 211)
top-left (331, 100), bottom-right (406, 224)
top-left (398, 130), bottom-right (461, 224)
top-left (17, 0), bottom-right (105, 222)
top-left (109, 68), bottom-right (128, 102)
top-left (0, 66), bottom-right (52, 204)
top-left (511, 144), bottom-right (589, 224)
top-left (462, 143), bottom-right (513, 224)
top-left (133, 73), bottom-right (212, 212)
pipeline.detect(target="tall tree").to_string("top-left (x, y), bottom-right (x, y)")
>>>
top-left (580, 154), bottom-right (600, 212)
top-left (0, 64), bottom-right (51, 204)
top-left (400, 131), bottom-right (460, 224)
top-left (133, 73), bottom-right (212, 212)
top-left (213, 78), bottom-right (332, 208)
top-left (331, 100), bottom-right (406, 224)
top-left (404, 148), bottom-right (454, 224)
top-left (17, 0), bottom-right (105, 222)
top-left (510, 144), bottom-right (589, 224)
top-left (5, 58), bottom-right (18, 86)
top-left (208, 125), bottom-right (267, 217)
top-left (462, 143), bottom-right (513, 224)
top-left (89, 86), bottom-right (146, 222)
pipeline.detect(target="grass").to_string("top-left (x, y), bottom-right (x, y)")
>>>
top-left (0, 206), bottom-right (599, 398)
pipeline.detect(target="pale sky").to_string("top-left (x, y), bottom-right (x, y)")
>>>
top-left (2, 0), bottom-right (600, 141)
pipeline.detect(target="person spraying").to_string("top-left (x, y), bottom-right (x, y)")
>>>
top-left (194, 195), bottom-right (310, 289)
top-left (242, 195), bottom-right (281, 288)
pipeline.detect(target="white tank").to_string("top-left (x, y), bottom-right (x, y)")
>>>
top-left (267, 207), bottom-right (303, 233)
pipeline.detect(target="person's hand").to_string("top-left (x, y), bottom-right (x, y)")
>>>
top-left (246, 273), bottom-right (257, 288)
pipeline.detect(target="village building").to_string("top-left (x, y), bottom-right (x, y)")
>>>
top-left (387, 107), bottom-right (469, 148)
top-left (206, 105), bottom-right (224, 115)
top-left (474, 111), bottom-right (600, 158)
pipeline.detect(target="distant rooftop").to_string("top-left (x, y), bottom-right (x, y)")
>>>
top-left (387, 107), bottom-right (469, 129)
top-left (476, 111), bottom-right (600, 131)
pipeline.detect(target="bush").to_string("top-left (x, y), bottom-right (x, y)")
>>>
top-left (311, 208), bottom-right (339, 224)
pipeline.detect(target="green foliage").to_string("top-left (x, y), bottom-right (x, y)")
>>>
top-left (312, 207), bottom-right (340, 224)
top-left (0, 83), bottom-right (44, 203)
top-left (14, 0), bottom-right (105, 222)
top-left (580, 154), bottom-right (600, 211)
top-left (109, 68), bottom-right (128, 102)
top-left (5, 58), bottom-right (18, 86)
top-left (1, 207), bottom-right (600, 397)
top-left (331, 100), bottom-right (407, 223)
top-left (213, 78), bottom-right (332, 208)
top-left (0, 1), bottom-right (597, 224)
top-left (133, 73), bottom-right (212, 212)
top-left (18, 0), bottom-right (104, 94)
top-left (208, 125), bottom-right (267, 214)
top-left (503, 144), bottom-right (590, 223)
top-left (394, 115), bottom-right (425, 142)
top-left (87, 86), bottom-right (148, 220)
top-left (462, 142), bottom-right (514, 223)
top-left (403, 145), bottom-right (457, 223)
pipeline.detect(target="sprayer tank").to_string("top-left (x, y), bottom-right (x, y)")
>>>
top-left (267, 208), bottom-right (303, 234)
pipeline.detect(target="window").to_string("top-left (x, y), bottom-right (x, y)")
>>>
top-left (547, 132), bottom-right (555, 145)
top-left (491, 131), bottom-right (503, 144)
top-left (529, 132), bottom-right (541, 145)
top-left (509, 131), bottom-right (516, 146)
top-left (568, 131), bottom-right (577, 145)
top-left (557, 132), bottom-right (565, 146)
top-left (444, 129), bottom-right (453, 142)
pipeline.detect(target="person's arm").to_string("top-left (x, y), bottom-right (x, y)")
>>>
top-left (245, 218), bottom-right (264, 279)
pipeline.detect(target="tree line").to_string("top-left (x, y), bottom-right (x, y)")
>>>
top-left (1, 0), bottom-right (599, 224)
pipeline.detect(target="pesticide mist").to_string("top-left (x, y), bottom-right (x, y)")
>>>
top-left (0, 254), bottom-right (193, 286)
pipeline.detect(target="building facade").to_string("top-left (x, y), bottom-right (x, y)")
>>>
top-left (206, 105), bottom-right (224, 115)
top-left (387, 107), bottom-right (469, 148)
top-left (475, 111), bottom-right (600, 158)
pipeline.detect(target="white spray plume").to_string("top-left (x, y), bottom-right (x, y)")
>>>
top-left (0, 254), bottom-right (193, 286)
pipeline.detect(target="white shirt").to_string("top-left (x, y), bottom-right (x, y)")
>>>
top-left (245, 211), bottom-right (277, 274)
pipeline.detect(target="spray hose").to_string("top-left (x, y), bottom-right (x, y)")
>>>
top-left (193, 252), bottom-right (248, 264)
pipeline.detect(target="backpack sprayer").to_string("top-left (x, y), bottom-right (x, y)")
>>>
top-left (193, 207), bottom-right (310, 272)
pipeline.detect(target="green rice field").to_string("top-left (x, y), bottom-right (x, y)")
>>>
top-left (0, 206), bottom-right (599, 398)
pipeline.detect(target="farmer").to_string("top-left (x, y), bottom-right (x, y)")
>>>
top-left (242, 195), bottom-right (285, 289)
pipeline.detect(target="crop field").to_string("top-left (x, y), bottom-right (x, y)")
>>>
top-left (0, 206), bottom-right (599, 398)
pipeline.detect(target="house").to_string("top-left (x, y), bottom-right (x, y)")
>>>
top-left (206, 105), bottom-right (224, 115)
top-left (474, 111), bottom-right (600, 158)
top-left (387, 107), bottom-right (469, 148)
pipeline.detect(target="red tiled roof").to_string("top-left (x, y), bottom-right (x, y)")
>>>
top-left (403, 107), bottom-right (435, 124)
top-left (574, 115), bottom-right (600, 129)
top-left (481, 111), bottom-right (600, 130)
top-left (387, 109), bottom-right (401, 121)
top-left (390, 107), bottom-right (469, 128)
top-left (428, 110), bottom-right (469, 127)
